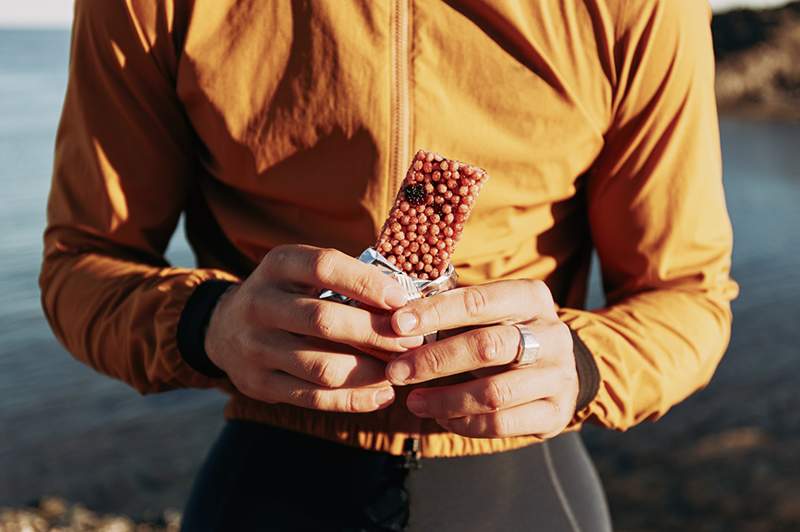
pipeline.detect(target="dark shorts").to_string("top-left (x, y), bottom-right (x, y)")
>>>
top-left (181, 421), bottom-right (612, 531)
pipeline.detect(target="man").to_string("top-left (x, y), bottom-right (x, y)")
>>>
top-left (41, 0), bottom-right (737, 530)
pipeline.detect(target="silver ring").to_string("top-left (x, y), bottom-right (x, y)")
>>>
top-left (511, 324), bottom-right (541, 367)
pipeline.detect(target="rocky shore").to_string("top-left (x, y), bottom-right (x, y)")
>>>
top-left (0, 498), bottom-right (179, 532)
top-left (713, 1), bottom-right (800, 120)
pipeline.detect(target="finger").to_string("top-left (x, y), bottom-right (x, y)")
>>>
top-left (405, 366), bottom-right (564, 419)
top-left (256, 371), bottom-right (396, 412)
top-left (262, 245), bottom-right (409, 310)
top-left (269, 332), bottom-right (390, 388)
top-left (265, 290), bottom-right (424, 352)
top-left (386, 324), bottom-right (518, 384)
top-left (436, 399), bottom-right (563, 439)
top-left (386, 320), bottom-right (569, 385)
top-left (391, 280), bottom-right (557, 336)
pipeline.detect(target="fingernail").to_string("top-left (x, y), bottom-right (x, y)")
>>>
top-left (407, 394), bottom-right (427, 415)
top-left (398, 335), bottom-right (424, 349)
top-left (395, 311), bottom-right (418, 334)
top-left (383, 284), bottom-right (408, 308)
top-left (375, 388), bottom-right (395, 406)
top-left (387, 360), bottom-right (412, 383)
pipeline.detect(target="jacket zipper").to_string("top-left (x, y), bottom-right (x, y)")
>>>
top-left (389, 0), bottom-right (411, 211)
top-left (391, 0), bottom-right (422, 468)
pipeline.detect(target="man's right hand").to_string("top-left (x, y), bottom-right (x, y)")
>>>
top-left (204, 245), bottom-right (421, 412)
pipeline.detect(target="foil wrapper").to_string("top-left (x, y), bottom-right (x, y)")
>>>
top-left (319, 247), bottom-right (457, 343)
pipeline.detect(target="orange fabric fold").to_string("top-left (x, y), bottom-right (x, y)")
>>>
top-left (41, 0), bottom-right (736, 458)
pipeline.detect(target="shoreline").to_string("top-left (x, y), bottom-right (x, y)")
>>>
top-left (0, 498), bottom-right (180, 532)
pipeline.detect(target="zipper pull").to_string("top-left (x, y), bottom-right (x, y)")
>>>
top-left (402, 436), bottom-right (422, 470)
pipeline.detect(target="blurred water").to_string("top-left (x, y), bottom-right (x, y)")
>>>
top-left (0, 29), bottom-right (224, 516)
top-left (0, 28), bottom-right (798, 517)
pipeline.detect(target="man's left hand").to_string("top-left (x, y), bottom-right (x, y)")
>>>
top-left (386, 280), bottom-right (578, 439)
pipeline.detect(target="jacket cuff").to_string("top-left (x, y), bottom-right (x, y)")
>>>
top-left (177, 279), bottom-right (237, 378)
top-left (571, 329), bottom-right (600, 413)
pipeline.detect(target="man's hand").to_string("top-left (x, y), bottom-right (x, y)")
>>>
top-left (386, 280), bottom-right (578, 439)
top-left (205, 245), bottom-right (424, 413)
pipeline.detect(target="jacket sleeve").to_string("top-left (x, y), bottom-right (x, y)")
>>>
top-left (560, 0), bottom-right (739, 430)
top-left (39, 1), bottom-right (239, 394)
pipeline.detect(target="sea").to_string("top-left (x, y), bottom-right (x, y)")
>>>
top-left (0, 28), bottom-right (799, 518)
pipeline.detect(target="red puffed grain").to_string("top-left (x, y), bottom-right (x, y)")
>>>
top-left (374, 149), bottom-right (489, 279)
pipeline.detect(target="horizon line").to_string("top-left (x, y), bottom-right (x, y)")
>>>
top-left (0, 24), bottom-right (71, 29)
top-left (0, 0), bottom-right (792, 30)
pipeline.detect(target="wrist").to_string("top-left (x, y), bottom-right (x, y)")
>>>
top-left (204, 284), bottom-right (239, 372)
top-left (176, 279), bottom-right (239, 378)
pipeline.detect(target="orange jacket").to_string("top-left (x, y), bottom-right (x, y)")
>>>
top-left (41, 0), bottom-right (737, 458)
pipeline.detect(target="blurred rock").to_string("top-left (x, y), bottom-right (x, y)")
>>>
top-left (685, 426), bottom-right (768, 461)
top-left (587, 423), bottom-right (800, 532)
top-left (713, 2), bottom-right (800, 120)
top-left (37, 499), bottom-right (67, 522)
top-left (0, 500), bottom-right (179, 532)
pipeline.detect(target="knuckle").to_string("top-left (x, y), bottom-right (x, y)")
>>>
top-left (306, 304), bottom-right (334, 337)
top-left (240, 292), bottom-right (259, 320)
top-left (306, 357), bottom-right (342, 388)
top-left (237, 374), bottom-right (258, 398)
top-left (473, 329), bottom-right (503, 364)
top-left (345, 391), bottom-right (363, 412)
top-left (344, 390), bottom-right (372, 412)
top-left (422, 347), bottom-right (448, 375)
top-left (264, 245), bottom-right (290, 272)
top-left (560, 366), bottom-right (578, 389)
top-left (557, 401), bottom-right (573, 427)
top-left (240, 372), bottom-right (269, 402)
top-left (548, 398), bottom-right (562, 420)
top-left (350, 275), bottom-right (373, 300)
top-left (539, 401), bottom-right (567, 438)
top-left (294, 388), bottom-right (324, 410)
top-left (306, 389), bottom-right (326, 409)
top-left (414, 302), bottom-right (441, 331)
top-left (430, 303), bottom-right (445, 330)
top-left (488, 412), bottom-right (514, 437)
top-left (529, 280), bottom-right (550, 302)
top-left (323, 364), bottom-right (347, 389)
top-left (507, 280), bottom-right (535, 320)
top-left (239, 337), bottom-right (259, 362)
top-left (462, 287), bottom-right (489, 318)
top-left (483, 379), bottom-right (513, 411)
top-left (363, 327), bottom-right (383, 349)
top-left (310, 248), bottom-right (339, 283)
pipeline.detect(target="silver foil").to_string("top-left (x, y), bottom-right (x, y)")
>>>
top-left (319, 247), bottom-right (457, 342)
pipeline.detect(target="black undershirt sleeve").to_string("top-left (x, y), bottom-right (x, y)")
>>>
top-left (176, 279), bottom-right (238, 378)
top-left (571, 330), bottom-right (600, 412)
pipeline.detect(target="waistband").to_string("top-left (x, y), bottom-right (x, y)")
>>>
top-left (224, 394), bottom-right (557, 459)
